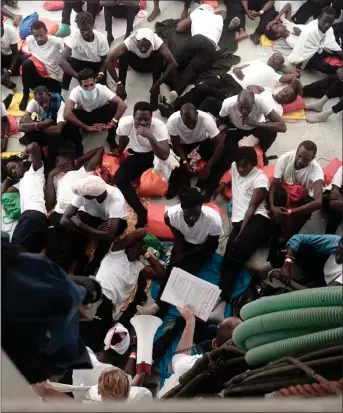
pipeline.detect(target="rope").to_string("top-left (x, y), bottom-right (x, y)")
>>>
top-left (274, 380), bottom-right (343, 398)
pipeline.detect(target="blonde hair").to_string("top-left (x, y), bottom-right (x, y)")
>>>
top-left (98, 367), bottom-right (130, 401)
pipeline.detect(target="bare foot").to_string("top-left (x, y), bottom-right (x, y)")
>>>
top-left (136, 303), bottom-right (160, 316)
top-left (13, 14), bottom-right (22, 27)
top-left (180, 8), bottom-right (188, 21)
top-left (148, 7), bottom-right (161, 22)
top-left (305, 101), bottom-right (325, 112)
top-left (236, 31), bottom-right (249, 42)
top-left (306, 110), bottom-right (333, 123)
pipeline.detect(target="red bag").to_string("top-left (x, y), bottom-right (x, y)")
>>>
top-left (280, 183), bottom-right (308, 208)
top-left (323, 158), bottom-right (343, 185)
top-left (8, 115), bottom-right (18, 136)
top-left (324, 56), bottom-right (343, 68)
top-left (20, 56), bottom-right (49, 77)
top-left (94, 152), bottom-right (128, 184)
top-left (147, 203), bottom-right (222, 240)
top-left (43, 1), bottom-right (64, 10)
top-left (220, 170), bottom-right (232, 200)
top-left (282, 95), bottom-right (307, 114)
top-left (254, 144), bottom-right (264, 168)
top-left (138, 168), bottom-right (168, 197)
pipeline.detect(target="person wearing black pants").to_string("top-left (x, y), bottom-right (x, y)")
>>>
top-left (113, 101), bottom-right (170, 228)
top-left (101, 0), bottom-right (140, 45)
top-left (210, 147), bottom-right (271, 323)
top-left (59, 11), bottom-right (109, 91)
top-left (323, 166), bottom-right (342, 235)
top-left (137, 187), bottom-right (223, 317)
top-left (291, 0), bottom-right (331, 24)
top-left (106, 28), bottom-right (177, 109)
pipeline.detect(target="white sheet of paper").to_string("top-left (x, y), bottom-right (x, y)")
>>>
top-left (160, 267), bottom-right (221, 321)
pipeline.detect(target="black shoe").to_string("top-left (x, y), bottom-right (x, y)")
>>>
top-left (249, 32), bottom-right (260, 45)
top-left (19, 94), bottom-right (29, 111)
top-left (107, 32), bottom-right (114, 46)
top-left (158, 101), bottom-right (175, 118)
top-left (150, 91), bottom-right (159, 112)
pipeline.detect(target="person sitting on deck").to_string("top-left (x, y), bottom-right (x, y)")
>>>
top-left (323, 166), bottom-right (343, 235)
top-left (1, 15), bottom-right (21, 89)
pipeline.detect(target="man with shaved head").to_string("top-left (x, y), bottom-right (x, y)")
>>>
top-left (166, 103), bottom-right (224, 199)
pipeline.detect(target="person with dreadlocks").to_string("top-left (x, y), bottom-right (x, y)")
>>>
top-left (59, 12), bottom-right (109, 92)
top-left (137, 186), bottom-right (223, 316)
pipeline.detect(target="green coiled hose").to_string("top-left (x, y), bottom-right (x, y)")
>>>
top-left (245, 327), bottom-right (343, 366)
top-left (233, 307), bottom-right (343, 350)
top-left (240, 287), bottom-right (343, 321)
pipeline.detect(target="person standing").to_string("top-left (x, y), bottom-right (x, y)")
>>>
top-left (59, 12), bottom-right (109, 92)
top-left (19, 21), bottom-right (65, 111)
top-left (113, 101), bottom-right (170, 228)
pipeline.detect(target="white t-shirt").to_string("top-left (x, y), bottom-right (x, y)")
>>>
top-left (66, 29), bottom-right (109, 62)
top-left (96, 249), bottom-right (145, 314)
top-left (324, 255), bottom-right (342, 285)
top-left (219, 95), bottom-right (274, 130)
top-left (167, 110), bottom-right (220, 144)
top-left (72, 184), bottom-right (127, 221)
top-left (1, 102), bottom-right (8, 118)
top-left (167, 204), bottom-right (223, 245)
top-left (124, 28), bottom-right (163, 59)
top-left (26, 35), bottom-right (64, 81)
top-left (116, 115), bottom-right (169, 153)
top-left (332, 166), bottom-right (343, 188)
top-left (231, 162), bottom-right (270, 223)
top-left (231, 61), bottom-right (282, 90)
top-left (53, 166), bottom-right (92, 214)
top-left (68, 84), bottom-right (115, 112)
top-left (190, 4), bottom-right (223, 48)
top-left (274, 150), bottom-right (324, 197)
top-left (281, 17), bottom-right (305, 49)
top-left (1, 25), bottom-right (19, 55)
top-left (14, 164), bottom-right (47, 215)
top-left (26, 98), bottom-right (65, 123)
top-left (259, 88), bottom-right (283, 117)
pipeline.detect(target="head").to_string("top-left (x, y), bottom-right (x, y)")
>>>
top-left (318, 7), bottom-right (336, 33)
top-left (3, 155), bottom-right (25, 180)
top-left (274, 85), bottom-right (298, 105)
top-left (33, 85), bottom-right (51, 111)
top-left (75, 11), bottom-right (94, 42)
top-left (264, 23), bottom-right (288, 41)
top-left (234, 146), bottom-right (258, 177)
top-left (294, 141), bottom-right (317, 170)
top-left (237, 90), bottom-right (255, 119)
top-left (179, 186), bottom-right (204, 227)
top-left (133, 101), bottom-right (153, 129)
top-left (55, 152), bottom-right (75, 172)
top-left (126, 238), bottom-right (144, 262)
top-left (267, 52), bottom-right (285, 71)
top-left (335, 237), bottom-right (343, 265)
top-left (213, 317), bottom-right (242, 347)
top-left (71, 175), bottom-right (107, 200)
top-left (78, 68), bottom-right (97, 99)
top-left (1, 15), bottom-right (4, 37)
top-left (180, 103), bottom-right (198, 130)
top-left (31, 20), bottom-right (48, 46)
top-left (98, 367), bottom-right (130, 401)
top-left (136, 37), bottom-right (152, 54)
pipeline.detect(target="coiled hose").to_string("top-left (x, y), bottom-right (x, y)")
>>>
top-left (240, 286), bottom-right (342, 320)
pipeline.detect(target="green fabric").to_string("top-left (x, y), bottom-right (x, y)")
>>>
top-left (55, 23), bottom-right (71, 38)
top-left (2, 192), bottom-right (20, 223)
top-left (143, 233), bottom-right (163, 255)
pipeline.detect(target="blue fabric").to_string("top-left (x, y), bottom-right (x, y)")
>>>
top-left (19, 12), bottom-right (39, 40)
top-left (287, 234), bottom-right (340, 256)
top-left (152, 253), bottom-right (251, 387)
top-left (42, 93), bottom-right (64, 122)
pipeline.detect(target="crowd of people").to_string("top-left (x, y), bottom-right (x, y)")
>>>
top-left (1, 0), bottom-right (342, 404)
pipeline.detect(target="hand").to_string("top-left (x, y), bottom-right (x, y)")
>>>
top-left (136, 126), bottom-right (150, 138)
top-left (1, 71), bottom-right (11, 84)
top-left (95, 74), bottom-right (104, 84)
top-left (49, 165), bottom-right (66, 177)
top-left (233, 68), bottom-right (245, 80)
top-left (93, 123), bottom-right (113, 131)
top-left (271, 205), bottom-right (289, 216)
top-left (13, 14), bottom-right (22, 27)
top-left (110, 148), bottom-right (122, 157)
top-left (86, 125), bottom-right (101, 133)
top-left (116, 84), bottom-right (127, 100)
top-left (177, 305), bottom-right (195, 324)
top-left (293, 27), bottom-right (302, 36)
top-left (169, 251), bottom-right (184, 266)
top-left (183, 161), bottom-right (195, 175)
top-left (149, 82), bottom-right (160, 96)
top-left (247, 9), bottom-right (256, 19)
top-left (241, 117), bottom-right (258, 128)
top-left (279, 262), bottom-right (292, 284)
top-left (329, 189), bottom-right (343, 202)
top-left (70, 215), bottom-right (82, 227)
top-left (251, 10), bottom-right (261, 18)
top-left (198, 164), bottom-right (211, 180)
top-left (98, 221), bottom-right (111, 231)
top-left (266, 20), bottom-right (276, 31)
top-left (213, 183), bottom-right (225, 201)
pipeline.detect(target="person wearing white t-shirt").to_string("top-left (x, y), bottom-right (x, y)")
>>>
top-left (106, 28), bottom-right (177, 109)
top-left (59, 12), bottom-right (109, 92)
top-left (325, 166), bottom-right (343, 235)
top-left (138, 187), bottom-right (223, 317)
top-left (19, 20), bottom-right (65, 111)
top-left (113, 101), bottom-right (170, 228)
top-left (1, 15), bottom-right (21, 89)
top-left (3, 142), bottom-right (48, 253)
top-left (166, 4), bottom-right (229, 105)
top-left (211, 147), bottom-right (271, 322)
top-left (65, 68), bottom-right (127, 147)
top-left (269, 141), bottom-right (324, 263)
top-left (59, 175), bottom-right (128, 275)
top-left (44, 147), bottom-right (104, 263)
top-left (166, 103), bottom-right (224, 199)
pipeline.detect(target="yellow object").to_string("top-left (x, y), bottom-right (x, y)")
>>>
top-left (1, 151), bottom-right (22, 159)
top-left (283, 110), bottom-right (306, 120)
top-left (260, 35), bottom-right (272, 47)
top-left (7, 93), bottom-right (34, 117)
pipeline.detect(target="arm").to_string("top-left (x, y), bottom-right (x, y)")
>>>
top-left (170, 135), bottom-right (187, 163)
top-left (98, 55), bottom-right (107, 79)
top-left (19, 112), bottom-right (55, 133)
top-left (260, 0), bottom-right (275, 13)
top-left (233, 64), bottom-right (249, 80)
top-left (113, 135), bottom-right (129, 156)
top-left (246, 85), bottom-right (265, 94)
top-left (176, 16), bottom-right (191, 33)
top-left (61, 204), bottom-right (102, 236)
top-left (1, 6), bottom-right (21, 25)
top-left (1, 116), bottom-right (10, 152)
top-left (290, 180), bottom-right (323, 215)
top-left (64, 100), bottom-right (90, 131)
top-left (329, 185), bottom-right (343, 212)
top-left (140, 254), bottom-right (167, 280)
top-left (112, 228), bottom-right (146, 251)
top-left (81, 147), bottom-right (104, 172)
top-left (6, 43), bottom-right (19, 76)
top-left (206, 132), bottom-right (225, 168)
top-left (76, 217), bottom-right (121, 241)
top-left (259, 109), bottom-right (287, 132)
top-left (165, 213), bottom-right (185, 256)
top-left (25, 142), bottom-right (42, 171)
top-left (45, 167), bottom-right (64, 212)
top-left (140, 128), bottom-right (169, 161)
top-left (175, 307), bottom-right (196, 355)
top-left (2, 177), bottom-right (19, 196)
top-left (58, 46), bottom-right (78, 79)
top-left (235, 187), bottom-right (268, 240)
top-left (151, 44), bottom-right (177, 89)
top-left (279, 73), bottom-right (300, 84)
top-left (106, 43), bottom-right (128, 84)
top-left (110, 95), bottom-right (127, 121)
